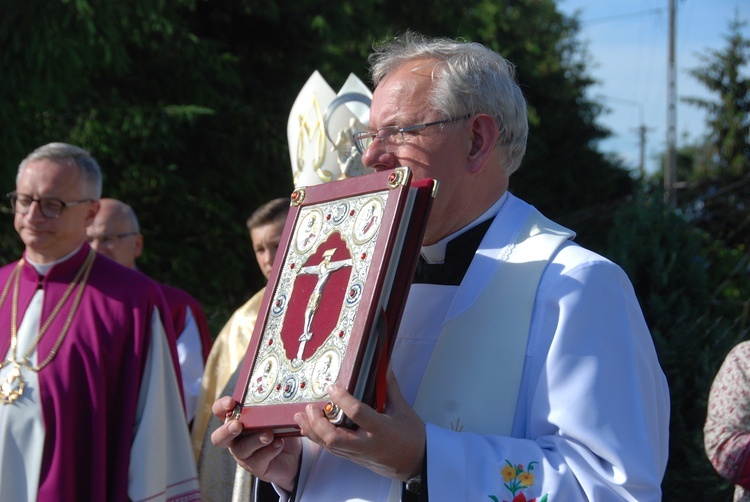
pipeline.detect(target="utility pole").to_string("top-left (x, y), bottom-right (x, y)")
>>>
top-left (637, 124), bottom-right (648, 180)
top-left (665, 0), bottom-right (677, 203)
top-left (596, 94), bottom-right (649, 178)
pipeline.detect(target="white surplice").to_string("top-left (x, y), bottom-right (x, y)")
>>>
top-left (177, 306), bottom-right (204, 423)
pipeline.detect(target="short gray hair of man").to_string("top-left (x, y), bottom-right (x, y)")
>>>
top-left (368, 31), bottom-right (529, 176)
top-left (18, 142), bottom-right (103, 199)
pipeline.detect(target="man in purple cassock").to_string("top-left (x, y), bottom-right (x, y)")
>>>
top-left (87, 197), bottom-right (214, 425)
top-left (0, 143), bottom-right (199, 501)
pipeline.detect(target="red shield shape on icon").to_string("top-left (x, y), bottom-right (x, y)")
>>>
top-left (280, 231), bottom-right (353, 363)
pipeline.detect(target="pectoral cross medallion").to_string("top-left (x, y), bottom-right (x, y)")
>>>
top-left (0, 363), bottom-right (26, 404)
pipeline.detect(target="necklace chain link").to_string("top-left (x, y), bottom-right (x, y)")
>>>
top-left (0, 249), bottom-right (97, 403)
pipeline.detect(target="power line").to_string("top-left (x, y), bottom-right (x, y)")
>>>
top-left (581, 8), bottom-right (663, 26)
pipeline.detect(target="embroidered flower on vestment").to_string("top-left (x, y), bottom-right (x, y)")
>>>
top-left (501, 465), bottom-right (516, 483)
top-left (488, 459), bottom-right (548, 502)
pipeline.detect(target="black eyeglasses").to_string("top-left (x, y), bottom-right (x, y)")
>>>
top-left (6, 191), bottom-right (95, 219)
top-left (87, 232), bottom-right (138, 246)
top-left (352, 114), bottom-right (470, 155)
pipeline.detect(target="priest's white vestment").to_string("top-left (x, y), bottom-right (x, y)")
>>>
top-left (278, 193), bottom-right (670, 502)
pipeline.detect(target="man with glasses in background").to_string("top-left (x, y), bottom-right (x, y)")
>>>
top-left (0, 142), bottom-right (199, 501)
top-left (212, 32), bottom-right (669, 501)
top-left (87, 198), bottom-right (213, 427)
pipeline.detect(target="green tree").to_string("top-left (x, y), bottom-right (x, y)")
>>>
top-left (682, 15), bottom-right (750, 177)
top-left (677, 16), bottom-right (750, 315)
top-left (466, 1), bottom-right (638, 251)
top-left (0, 0), bottom-right (292, 329)
top-left (179, 0), bottom-right (637, 253)
top-left (1, 0), bottom-right (634, 331)
top-left (642, 16), bottom-right (750, 495)
top-left (604, 190), bottom-right (747, 500)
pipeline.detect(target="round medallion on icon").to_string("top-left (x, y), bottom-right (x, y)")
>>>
top-left (311, 349), bottom-right (342, 398)
top-left (295, 210), bottom-right (324, 254)
top-left (249, 355), bottom-right (279, 402)
top-left (352, 198), bottom-right (383, 245)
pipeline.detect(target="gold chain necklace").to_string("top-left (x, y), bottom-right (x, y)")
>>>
top-left (0, 248), bottom-right (96, 404)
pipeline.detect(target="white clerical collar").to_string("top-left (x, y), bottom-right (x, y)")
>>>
top-left (421, 192), bottom-right (508, 264)
top-left (26, 245), bottom-right (83, 276)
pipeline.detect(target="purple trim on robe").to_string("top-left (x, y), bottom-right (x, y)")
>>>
top-left (158, 282), bottom-right (213, 364)
top-left (0, 243), bottom-right (184, 501)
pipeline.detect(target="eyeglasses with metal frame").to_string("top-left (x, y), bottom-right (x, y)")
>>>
top-left (6, 191), bottom-right (95, 219)
top-left (86, 232), bottom-right (139, 246)
top-left (352, 114), bottom-right (471, 155)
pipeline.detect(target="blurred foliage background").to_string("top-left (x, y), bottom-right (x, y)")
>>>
top-left (0, 1), bottom-right (747, 498)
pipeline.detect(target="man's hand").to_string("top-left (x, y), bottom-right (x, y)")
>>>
top-left (294, 369), bottom-right (425, 481)
top-left (211, 396), bottom-right (302, 493)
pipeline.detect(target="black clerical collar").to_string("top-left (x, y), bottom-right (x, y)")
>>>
top-left (413, 217), bottom-right (494, 286)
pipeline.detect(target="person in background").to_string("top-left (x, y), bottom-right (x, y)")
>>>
top-left (87, 198), bottom-right (213, 425)
top-left (705, 341), bottom-right (750, 501)
top-left (0, 142), bottom-right (198, 501)
top-left (211, 32), bottom-right (669, 501)
top-left (193, 197), bottom-right (288, 500)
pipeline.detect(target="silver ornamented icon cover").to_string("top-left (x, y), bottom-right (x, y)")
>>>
top-left (232, 167), bottom-right (436, 435)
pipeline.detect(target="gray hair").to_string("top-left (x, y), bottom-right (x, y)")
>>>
top-left (369, 32), bottom-right (529, 176)
top-left (18, 142), bottom-right (103, 198)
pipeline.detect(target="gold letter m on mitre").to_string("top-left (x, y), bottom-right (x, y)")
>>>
top-left (296, 96), bottom-right (332, 184)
